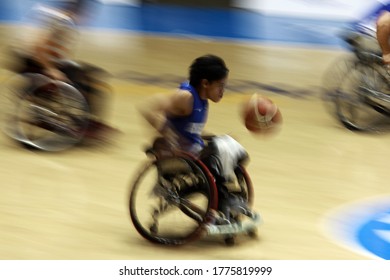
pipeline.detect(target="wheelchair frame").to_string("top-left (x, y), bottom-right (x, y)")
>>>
top-left (128, 143), bottom-right (261, 246)
top-left (1, 72), bottom-right (90, 151)
top-left (323, 30), bottom-right (390, 132)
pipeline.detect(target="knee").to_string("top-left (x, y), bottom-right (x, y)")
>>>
top-left (202, 154), bottom-right (225, 182)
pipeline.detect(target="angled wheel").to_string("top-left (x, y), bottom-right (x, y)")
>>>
top-left (334, 61), bottom-right (390, 132)
top-left (322, 54), bottom-right (359, 118)
top-left (129, 153), bottom-right (218, 245)
top-left (6, 74), bottom-right (90, 151)
top-left (0, 72), bottom-right (30, 137)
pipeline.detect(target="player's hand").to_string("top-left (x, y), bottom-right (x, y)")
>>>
top-left (383, 53), bottom-right (390, 65)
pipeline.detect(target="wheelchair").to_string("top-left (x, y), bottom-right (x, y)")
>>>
top-left (1, 53), bottom-right (110, 151)
top-left (129, 138), bottom-right (262, 246)
top-left (322, 27), bottom-right (390, 132)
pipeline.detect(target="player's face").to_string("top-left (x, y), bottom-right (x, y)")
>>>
top-left (204, 77), bottom-right (227, 103)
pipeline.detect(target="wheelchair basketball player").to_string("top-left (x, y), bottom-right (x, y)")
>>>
top-left (7, 0), bottom-right (114, 140)
top-left (138, 54), bottom-right (251, 219)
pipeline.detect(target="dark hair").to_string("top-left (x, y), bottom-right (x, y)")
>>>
top-left (189, 54), bottom-right (229, 88)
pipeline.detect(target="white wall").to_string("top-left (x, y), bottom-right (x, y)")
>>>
top-left (232, 0), bottom-right (384, 20)
top-left (96, 0), bottom-right (140, 5)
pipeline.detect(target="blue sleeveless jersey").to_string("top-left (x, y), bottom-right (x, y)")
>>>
top-left (167, 81), bottom-right (208, 149)
top-left (352, 2), bottom-right (390, 33)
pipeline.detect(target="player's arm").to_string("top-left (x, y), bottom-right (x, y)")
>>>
top-left (377, 11), bottom-right (390, 64)
top-left (138, 89), bottom-right (193, 132)
top-left (166, 89), bottom-right (193, 117)
top-left (32, 30), bottom-right (68, 80)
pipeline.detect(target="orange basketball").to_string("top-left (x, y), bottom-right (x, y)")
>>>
top-left (242, 94), bottom-right (283, 134)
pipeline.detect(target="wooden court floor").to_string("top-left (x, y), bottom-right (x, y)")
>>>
top-left (1, 25), bottom-right (390, 260)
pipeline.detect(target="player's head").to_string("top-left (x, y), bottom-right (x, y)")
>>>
top-left (55, 0), bottom-right (90, 21)
top-left (189, 54), bottom-right (229, 88)
top-left (189, 54), bottom-right (229, 102)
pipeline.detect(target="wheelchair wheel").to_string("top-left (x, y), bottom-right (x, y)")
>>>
top-left (333, 60), bottom-right (390, 132)
top-left (129, 153), bottom-right (218, 245)
top-left (322, 54), bottom-right (359, 118)
top-left (0, 72), bottom-right (29, 135)
top-left (4, 73), bottom-right (90, 151)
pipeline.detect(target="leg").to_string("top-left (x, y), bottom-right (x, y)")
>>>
top-left (200, 136), bottom-right (250, 218)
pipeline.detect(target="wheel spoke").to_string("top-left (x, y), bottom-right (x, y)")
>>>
top-left (129, 156), bottom-right (215, 245)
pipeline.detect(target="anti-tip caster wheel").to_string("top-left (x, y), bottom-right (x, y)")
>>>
top-left (224, 235), bottom-right (236, 246)
top-left (248, 229), bottom-right (258, 238)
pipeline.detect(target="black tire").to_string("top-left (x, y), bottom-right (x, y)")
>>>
top-left (129, 153), bottom-right (218, 245)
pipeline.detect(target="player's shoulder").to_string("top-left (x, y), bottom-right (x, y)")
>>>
top-left (169, 89), bottom-right (194, 115)
top-left (173, 88), bottom-right (193, 100)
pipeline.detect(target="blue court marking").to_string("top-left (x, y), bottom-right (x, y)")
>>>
top-left (357, 210), bottom-right (390, 260)
top-left (323, 197), bottom-right (390, 260)
top-left (0, 0), bottom-right (351, 47)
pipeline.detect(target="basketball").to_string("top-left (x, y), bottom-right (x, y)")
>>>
top-left (242, 94), bottom-right (283, 134)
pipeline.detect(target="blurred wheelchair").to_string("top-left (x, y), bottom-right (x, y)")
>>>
top-left (129, 138), bottom-right (262, 246)
top-left (322, 25), bottom-right (390, 132)
top-left (0, 3), bottom-right (115, 151)
top-left (1, 53), bottom-right (111, 151)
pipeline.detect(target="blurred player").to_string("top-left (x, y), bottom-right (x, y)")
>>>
top-left (138, 54), bottom-right (249, 218)
top-left (345, 1), bottom-right (390, 66)
top-left (8, 0), bottom-right (114, 139)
